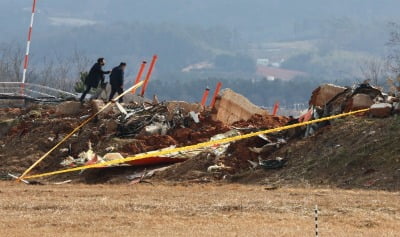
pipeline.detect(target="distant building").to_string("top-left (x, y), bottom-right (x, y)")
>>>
top-left (256, 58), bottom-right (270, 66)
top-left (181, 61), bottom-right (213, 72)
top-left (256, 65), bottom-right (307, 81)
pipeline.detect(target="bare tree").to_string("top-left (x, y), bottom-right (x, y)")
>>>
top-left (28, 50), bottom-right (90, 92)
top-left (386, 22), bottom-right (400, 74)
top-left (360, 58), bottom-right (384, 87)
top-left (72, 48), bottom-right (90, 75)
top-left (0, 44), bottom-right (24, 82)
top-left (385, 22), bottom-right (400, 94)
top-left (0, 42), bottom-right (90, 92)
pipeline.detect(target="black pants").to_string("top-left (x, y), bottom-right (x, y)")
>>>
top-left (109, 87), bottom-right (124, 103)
top-left (80, 85), bottom-right (93, 102)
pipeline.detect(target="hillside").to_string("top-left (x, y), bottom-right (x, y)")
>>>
top-left (231, 116), bottom-right (400, 190)
top-left (2, 0), bottom-right (400, 41)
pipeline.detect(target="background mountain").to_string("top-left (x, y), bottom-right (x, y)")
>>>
top-left (1, 0), bottom-right (400, 106)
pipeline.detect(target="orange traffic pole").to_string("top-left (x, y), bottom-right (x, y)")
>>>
top-left (209, 82), bottom-right (222, 108)
top-left (201, 87), bottom-right (210, 106)
top-left (272, 101), bottom-right (280, 116)
top-left (141, 55), bottom-right (158, 97)
top-left (131, 61), bottom-right (147, 94)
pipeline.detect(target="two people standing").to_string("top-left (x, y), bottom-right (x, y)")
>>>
top-left (79, 58), bottom-right (126, 103)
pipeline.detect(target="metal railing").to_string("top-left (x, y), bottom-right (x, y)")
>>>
top-left (0, 82), bottom-right (77, 103)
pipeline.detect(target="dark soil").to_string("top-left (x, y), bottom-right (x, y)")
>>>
top-left (230, 116), bottom-right (400, 191)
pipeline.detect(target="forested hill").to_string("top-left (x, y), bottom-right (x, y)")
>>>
top-left (2, 0), bottom-right (400, 41)
top-left (1, 0), bottom-right (400, 105)
top-left (1, 0), bottom-right (399, 71)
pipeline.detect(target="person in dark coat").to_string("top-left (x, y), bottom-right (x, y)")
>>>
top-left (109, 62), bottom-right (126, 103)
top-left (79, 58), bottom-right (111, 103)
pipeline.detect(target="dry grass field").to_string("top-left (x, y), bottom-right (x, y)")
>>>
top-left (1, 182), bottom-right (399, 237)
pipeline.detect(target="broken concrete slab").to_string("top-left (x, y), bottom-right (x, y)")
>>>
top-left (349, 94), bottom-right (374, 110)
top-left (309, 84), bottom-right (347, 107)
top-left (212, 89), bottom-right (269, 125)
top-left (370, 103), bottom-right (393, 118)
top-left (55, 101), bottom-right (82, 116)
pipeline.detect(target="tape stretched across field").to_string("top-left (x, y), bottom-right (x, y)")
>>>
top-left (23, 108), bottom-right (369, 180)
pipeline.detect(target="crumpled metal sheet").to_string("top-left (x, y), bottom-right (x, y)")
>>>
top-left (116, 103), bottom-right (193, 137)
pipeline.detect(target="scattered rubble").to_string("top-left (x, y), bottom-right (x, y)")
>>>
top-left (1, 82), bottom-right (400, 190)
top-left (320, 83), bottom-right (385, 116)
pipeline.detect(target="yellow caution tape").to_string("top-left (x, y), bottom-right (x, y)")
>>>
top-left (23, 108), bottom-right (369, 180)
top-left (18, 81), bottom-right (145, 181)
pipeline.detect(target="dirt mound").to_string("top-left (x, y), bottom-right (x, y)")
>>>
top-left (222, 137), bottom-right (267, 171)
top-left (231, 116), bottom-right (400, 191)
top-left (232, 114), bottom-right (289, 128)
top-left (121, 135), bottom-right (178, 154)
top-left (170, 118), bottom-right (229, 145)
top-left (0, 105), bottom-right (102, 175)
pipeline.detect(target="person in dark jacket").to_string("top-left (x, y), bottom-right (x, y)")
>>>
top-left (79, 58), bottom-right (111, 103)
top-left (109, 62), bottom-right (126, 103)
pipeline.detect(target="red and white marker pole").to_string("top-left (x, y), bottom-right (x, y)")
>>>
top-left (21, 0), bottom-right (37, 86)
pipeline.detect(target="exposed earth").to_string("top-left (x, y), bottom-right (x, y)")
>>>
top-left (0, 105), bottom-right (399, 191)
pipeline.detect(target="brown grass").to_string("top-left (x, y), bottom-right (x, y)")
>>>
top-left (0, 182), bottom-right (399, 237)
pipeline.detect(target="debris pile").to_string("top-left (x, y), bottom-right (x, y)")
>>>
top-left (1, 82), bottom-right (400, 189)
top-left (311, 83), bottom-right (395, 118)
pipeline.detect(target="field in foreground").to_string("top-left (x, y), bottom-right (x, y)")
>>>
top-left (0, 182), bottom-right (399, 237)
